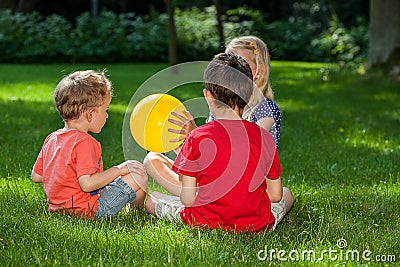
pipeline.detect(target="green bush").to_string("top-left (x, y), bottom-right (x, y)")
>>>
top-left (0, 6), bottom-right (368, 66)
top-left (0, 10), bottom-right (73, 63)
top-left (69, 11), bottom-right (129, 62)
top-left (257, 2), bottom-right (368, 69)
top-left (174, 6), bottom-right (219, 61)
top-left (257, 2), bottom-right (326, 62)
top-left (263, 18), bottom-right (322, 62)
top-left (0, 9), bottom-right (29, 61)
top-left (0, 9), bottom-right (169, 63)
top-left (223, 7), bottom-right (265, 45)
top-left (125, 13), bottom-right (168, 62)
top-left (175, 6), bottom-right (265, 61)
top-left (311, 15), bottom-right (368, 69)
top-left (42, 14), bottom-right (73, 61)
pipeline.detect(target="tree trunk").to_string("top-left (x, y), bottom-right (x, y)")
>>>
top-left (119, 0), bottom-right (128, 13)
top-left (91, 0), bottom-right (99, 37)
top-left (213, 0), bottom-right (224, 52)
top-left (16, 0), bottom-right (39, 13)
top-left (164, 0), bottom-right (178, 68)
top-left (91, 0), bottom-right (98, 20)
top-left (368, 0), bottom-right (400, 71)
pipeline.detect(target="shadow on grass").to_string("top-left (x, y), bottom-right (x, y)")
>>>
top-left (0, 99), bottom-right (128, 178)
top-left (271, 68), bottom-right (399, 187)
top-left (1, 67), bottom-right (399, 187)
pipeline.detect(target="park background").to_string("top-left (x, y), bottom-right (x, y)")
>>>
top-left (0, 0), bottom-right (398, 72)
top-left (0, 0), bottom-right (399, 266)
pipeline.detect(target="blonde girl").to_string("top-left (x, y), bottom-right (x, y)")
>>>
top-left (225, 36), bottom-right (281, 148)
top-left (225, 35), bottom-right (273, 100)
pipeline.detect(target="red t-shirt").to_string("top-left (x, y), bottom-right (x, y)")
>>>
top-left (172, 119), bottom-right (282, 232)
top-left (33, 129), bottom-right (103, 218)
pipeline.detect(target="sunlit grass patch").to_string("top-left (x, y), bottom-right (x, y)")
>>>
top-left (0, 83), bottom-right (54, 102)
top-left (341, 126), bottom-right (399, 153)
top-left (0, 62), bottom-right (399, 266)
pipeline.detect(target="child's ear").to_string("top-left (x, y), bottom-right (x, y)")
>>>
top-left (203, 89), bottom-right (214, 105)
top-left (85, 108), bottom-right (94, 122)
top-left (203, 89), bottom-right (213, 99)
top-left (203, 89), bottom-right (208, 98)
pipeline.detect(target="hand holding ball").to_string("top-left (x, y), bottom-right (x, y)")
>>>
top-left (130, 94), bottom-right (186, 153)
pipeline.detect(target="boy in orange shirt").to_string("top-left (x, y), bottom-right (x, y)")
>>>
top-left (32, 70), bottom-right (147, 219)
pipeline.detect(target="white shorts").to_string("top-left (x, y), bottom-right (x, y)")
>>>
top-left (155, 195), bottom-right (287, 230)
top-left (154, 195), bottom-right (184, 223)
top-left (270, 197), bottom-right (287, 230)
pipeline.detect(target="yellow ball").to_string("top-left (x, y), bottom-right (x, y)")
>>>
top-left (130, 94), bottom-right (186, 153)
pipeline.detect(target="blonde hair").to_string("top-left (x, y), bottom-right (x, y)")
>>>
top-left (225, 36), bottom-right (273, 100)
top-left (54, 70), bottom-right (112, 121)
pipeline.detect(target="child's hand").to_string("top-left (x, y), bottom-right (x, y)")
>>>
top-left (118, 160), bottom-right (148, 194)
top-left (116, 160), bottom-right (146, 177)
top-left (168, 110), bottom-right (197, 142)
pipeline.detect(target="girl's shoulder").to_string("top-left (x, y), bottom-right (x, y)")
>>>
top-left (253, 98), bottom-right (281, 117)
top-left (257, 98), bottom-right (280, 111)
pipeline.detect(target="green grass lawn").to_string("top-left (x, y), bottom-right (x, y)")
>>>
top-left (0, 62), bottom-right (399, 266)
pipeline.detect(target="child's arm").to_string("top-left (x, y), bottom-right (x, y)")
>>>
top-left (78, 160), bottom-right (146, 193)
top-left (179, 174), bottom-right (197, 207)
top-left (266, 177), bottom-right (283, 202)
top-left (31, 170), bottom-right (43, 183)
top-left (256, 117), bottom-right (275, 132)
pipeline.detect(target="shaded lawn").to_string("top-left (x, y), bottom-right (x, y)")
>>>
top-left (0, 62), bottom-right (399, 266)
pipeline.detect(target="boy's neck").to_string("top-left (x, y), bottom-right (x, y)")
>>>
top-left (64, 119), bottom-right (89, 132)
top-left (211, 106), bottom-right (243, 120)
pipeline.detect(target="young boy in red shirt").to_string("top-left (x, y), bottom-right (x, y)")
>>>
top-left (32, 70), bottom-right (148, 219)
top-left (145, 54), bottom-right (293, 232)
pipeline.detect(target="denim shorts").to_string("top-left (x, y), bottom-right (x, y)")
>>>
top-left (96, 177), bottom-right (136, 220)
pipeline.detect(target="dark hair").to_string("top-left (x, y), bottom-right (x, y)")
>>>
top-left (204, 53), bottom-right (253, 111)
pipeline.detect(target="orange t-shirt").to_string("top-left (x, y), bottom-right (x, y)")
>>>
top-left (33, 129), bottom-right (103, 218)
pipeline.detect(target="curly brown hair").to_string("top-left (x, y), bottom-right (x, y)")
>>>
top-left (54, 70), bottom-right (112, 121)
